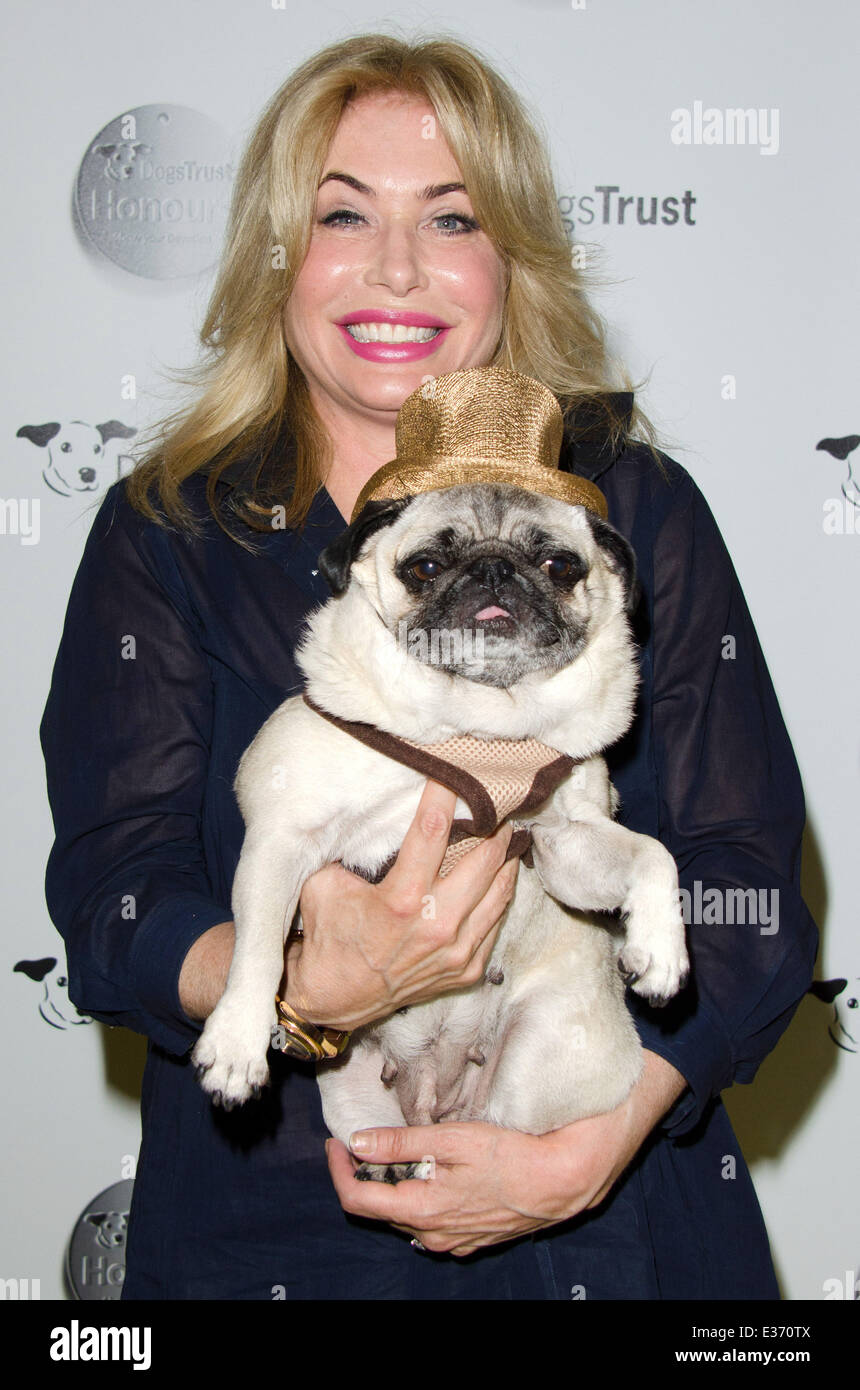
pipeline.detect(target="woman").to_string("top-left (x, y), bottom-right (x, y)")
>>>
top-left (40, 34), bottom-right (817, 1299)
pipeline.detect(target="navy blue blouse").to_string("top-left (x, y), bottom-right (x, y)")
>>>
top-left (39, 410), bottom-right (818, 1300)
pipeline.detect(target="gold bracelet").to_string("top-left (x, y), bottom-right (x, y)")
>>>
top-left (274, 995), bottom-right (351, 1062)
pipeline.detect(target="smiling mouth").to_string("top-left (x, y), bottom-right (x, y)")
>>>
top-left (344, 323), bottom-right (443, 344)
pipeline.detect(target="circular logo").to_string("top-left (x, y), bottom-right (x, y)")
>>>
top-left (75, 105), bottom-right (234, 279)
top-left (66, 1179), bottom-right (134, 1299)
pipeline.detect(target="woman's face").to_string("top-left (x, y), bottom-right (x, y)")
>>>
top-left (282, 91), bottom-right (508, 428)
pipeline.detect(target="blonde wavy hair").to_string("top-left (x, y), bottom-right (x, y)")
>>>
top-left (126, 31), bottom-right (660, 545)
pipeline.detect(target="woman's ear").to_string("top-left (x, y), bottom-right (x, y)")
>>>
top-left (317, 497), bottom-right (413, 596)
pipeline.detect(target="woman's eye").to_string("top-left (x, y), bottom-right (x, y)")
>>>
top-left (320, 209), bottom-right (364, 227)
top-left (410, 558), bottom-right (442, 581)
top-left (541, 556), bottom-right (574, 581)
top-left (432, 213), bottom-right (480, 235)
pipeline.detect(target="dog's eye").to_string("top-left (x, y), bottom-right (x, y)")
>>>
top-left (409, 558), bottom-right (442, 581)
top-left (61, 442), bottom-right (72, 453)
top-left (541, 556), bottom-right (575, 582)
top-left (847, 998), bottom-right (858, 1009)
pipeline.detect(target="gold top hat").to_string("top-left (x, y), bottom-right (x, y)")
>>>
top-left (350, 367), bottom-right (609, 522)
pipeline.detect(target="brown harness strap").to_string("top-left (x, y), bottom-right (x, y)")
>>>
top-left (303, 693), bottom-right (575, 881)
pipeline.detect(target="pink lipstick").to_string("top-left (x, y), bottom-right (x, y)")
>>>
top-left (335, 308), bottom-right (451, 362)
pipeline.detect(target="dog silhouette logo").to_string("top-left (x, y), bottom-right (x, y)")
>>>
top-left (66, 1180), bottom-right (134, 1300)
top-left (16, 418), bottom-right (136, 496)
top-left (808, 977), bottom-right (858, 1054)
top-left (93, 141), bottom-right (152, 181)
top-left (817, 435), bottom-right (860, 508)
top-left (14, 956), bottom-right (93, 1029)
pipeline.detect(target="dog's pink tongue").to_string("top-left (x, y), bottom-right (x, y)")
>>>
top-left (475, 605), bottom-right (511, 620)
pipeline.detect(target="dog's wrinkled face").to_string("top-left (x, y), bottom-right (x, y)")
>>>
top-left (319, 484), bottom-right (638, 687)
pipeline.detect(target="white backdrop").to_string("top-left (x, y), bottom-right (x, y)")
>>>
top-left (1, 0), bottom-right (856, 1301)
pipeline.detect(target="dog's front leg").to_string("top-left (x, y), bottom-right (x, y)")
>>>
top-left (531, 808), bottom-right (689, 1006)
top-left (191, 828), bottom-right (315, 1107)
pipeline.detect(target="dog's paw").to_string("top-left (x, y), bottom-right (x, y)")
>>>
top-left (619, 896), bottom-right (690, 1007)
top-left (191, 1008), bottom-right (271, 1108)
top-left (618, 933), bottom-right (690, 1007)
top-left (354, 1161), bottom-right (434, 1184)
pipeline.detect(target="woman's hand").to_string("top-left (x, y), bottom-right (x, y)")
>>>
top-left (281, 780), bottom-right (519, 1031)
top-left (326, 1051), bottom-right (687, 1256)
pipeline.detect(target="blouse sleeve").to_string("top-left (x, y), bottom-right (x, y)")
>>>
top-left (39, 482), bottom-right (231, 1055)
top-left (628, 465), bottom-right (819, 1136)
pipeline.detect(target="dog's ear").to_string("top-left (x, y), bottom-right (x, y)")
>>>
top-left (808, 978), bottom-right (847, 1003)
top-left (14, 957), bottom-right (57, 981)
top-left (318, 497), bottom-right (412, 596)
top-left (17, 423), bottom-right (60, 449)
top-left (585, 513), bottom-right (640, 615)
top-left (96, 420), bottom-right (137, 444)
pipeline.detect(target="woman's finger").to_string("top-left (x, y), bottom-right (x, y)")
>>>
top-left (452, 852), bottom-right (520, 965)
top-left (381, 780), bottom-right (458, 902)
top-left (431, 819), bottom-right (514, 925)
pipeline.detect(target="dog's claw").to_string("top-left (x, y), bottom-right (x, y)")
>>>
top-left (354, 1161), bottom-right (428, 1184)
top-left (646, 992), bottom-right (670, 1009)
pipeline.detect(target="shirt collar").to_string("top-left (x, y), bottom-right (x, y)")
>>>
top-left (559, 391), bottom-right (635, 481)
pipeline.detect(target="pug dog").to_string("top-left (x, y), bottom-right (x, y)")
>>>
top-left (191, 484), bottom-right (689, 1178)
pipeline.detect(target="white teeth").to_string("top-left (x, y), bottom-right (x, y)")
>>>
top-left (345, 323), bottom-right (441, 343)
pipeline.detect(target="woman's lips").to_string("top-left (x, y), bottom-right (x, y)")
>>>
top-left (335, 322), bottom-right (451, 361)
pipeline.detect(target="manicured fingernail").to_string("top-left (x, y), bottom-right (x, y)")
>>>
top-left (349, 1131), bottom-right (374, 1154)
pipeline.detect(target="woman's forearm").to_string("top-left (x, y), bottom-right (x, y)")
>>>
top-left (542, 1048), bottom-right (689, 1186)
top-left (179, 921), bottom-right (235, 1021)
top-left (617, 1049), bottom-right (689, 1152)
top-left (630, 1049), bottom-right (689, 1127)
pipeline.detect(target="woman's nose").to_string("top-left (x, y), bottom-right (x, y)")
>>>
top-left (363, 221), bottom-right (428, 294)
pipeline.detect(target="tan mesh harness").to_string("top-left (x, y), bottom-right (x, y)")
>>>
top-left (303, 694), bottom-right (576, 881)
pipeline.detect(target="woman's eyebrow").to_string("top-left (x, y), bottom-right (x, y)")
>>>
top-left (318, 171), bottom-right (467, 200)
